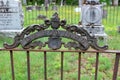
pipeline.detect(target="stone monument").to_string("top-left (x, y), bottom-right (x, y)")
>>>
top-left (80, 0), bottom-right (107, 44)
top-left (0, 0), bottom-right (24, 37)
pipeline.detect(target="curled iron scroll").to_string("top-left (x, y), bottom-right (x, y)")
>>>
top-left (4, 13), bottom-right (108, 50)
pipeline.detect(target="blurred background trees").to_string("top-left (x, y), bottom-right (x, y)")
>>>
top-left (23, 0), bottom-right (119, 6)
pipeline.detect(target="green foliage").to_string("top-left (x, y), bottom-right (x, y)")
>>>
top-left (65, 0), bottom-right (78, 5)
top-left (26, 0), bottom-right (44, 5)
top-left (26, 0), bottom-right (79, 5)
top-left (100, 0), bottom-right (111, 5)
top-left (36, 0), bottom-right (44, 5)
top-left (25, 0), bottom-right (110, 5)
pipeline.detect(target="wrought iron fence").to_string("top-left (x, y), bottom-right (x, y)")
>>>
top-left (21, 0), bottom-right (120, 27)
top-left (103, 5), bottom-right (120, 25)
top-left (0, 49), bottom-right (120, 80)
top-left (0, 1), bottom-right (120, 80)
top-left (0, 13), bottom-right (120, 80)
top-left (22, 0), bottom-right (79, 27)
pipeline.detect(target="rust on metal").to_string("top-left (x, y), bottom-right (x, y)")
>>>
top-left (61, 52), bottom-right (64, 80)
top-left (95, 52), bottom-right (99, 80)
top-left (26, 51), bottom-right (30, 80)
top-left (78, 52), bottom-right (81, 80)
top-left (44, 51), bottom-right (47, 80)
top-left (1, 49), bottom-right (120, 53)
top-left (10, 50), bottom-right (15, 80)
top-left (112, 53), bottom-right (120, 80)
top-left (4, 13), bottom-right (108, 51)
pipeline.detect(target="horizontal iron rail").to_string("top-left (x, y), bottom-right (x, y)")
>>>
top-left (0, 48), bottom-right (120, 53)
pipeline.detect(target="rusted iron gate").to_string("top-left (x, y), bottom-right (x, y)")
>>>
top-left (0, 49), bottom-right (120, 80)
top-left (0, 13), bottom-right (120, 80)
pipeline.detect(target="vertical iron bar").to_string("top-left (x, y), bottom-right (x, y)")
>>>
top-left (28, 5), bottom-right (30, 26)
top-left (35, 2), bottom-right (36, 24)
top-left (70, 3), bottom-right (72, 24)
top-left (65, 3), bottom-right (66, 22)
top-left (44, 51), bottom-right (47, 80)
top-left (109, 5), bottom-right (112, 24)
top-left (25, 5), bottom-right (27, 26)
top-left (105, 5), bottom-right (108, 24)
top-left (27, 51), bottom-right (30, 80)
top-left (116, 5), bottom-right (119, 25)
top-left (112, 53), bottom-right (120, 80)
top-left (95, 52), bottom-right (99, 80)
top-left (10, 50), bottom-right (15, 80)
top-left (78, 52), bottom-right (81, 80)
top-left (58, 3), bottom-right (60, 15)
top-left (114, 6), bottom-right (116, 25)
top-left (61, 52), bottom-right (64, 80)
top-left (113, 6), bottom-right (115, 25)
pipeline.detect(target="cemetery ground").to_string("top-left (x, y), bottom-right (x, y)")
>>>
top-left (0, 6), bottom-right (120, 80)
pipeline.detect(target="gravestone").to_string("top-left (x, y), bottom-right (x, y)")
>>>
top-left (80, 0), bottom-right (107, 44)
top-left (0, 0), bottom-right (24, 37)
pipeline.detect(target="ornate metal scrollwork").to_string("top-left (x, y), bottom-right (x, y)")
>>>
top-left (4, 12), bottom-right (108, 50)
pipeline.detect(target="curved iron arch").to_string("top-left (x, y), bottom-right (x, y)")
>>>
top-left (4, 12), bottom-right (108, 50)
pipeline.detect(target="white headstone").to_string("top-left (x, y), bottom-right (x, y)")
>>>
top-left (0, 0), bottom-right (24, 37)
top-left (80, 2), bottom-right (107, 44)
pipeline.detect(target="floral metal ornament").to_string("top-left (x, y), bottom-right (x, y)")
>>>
top-left (4, 13), bottom-right (108, 50)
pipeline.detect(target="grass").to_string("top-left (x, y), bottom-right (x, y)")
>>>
top-left (1, 52), bottom-right (116, 80)
top-left (0, 5), bottom-right (120, 80)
